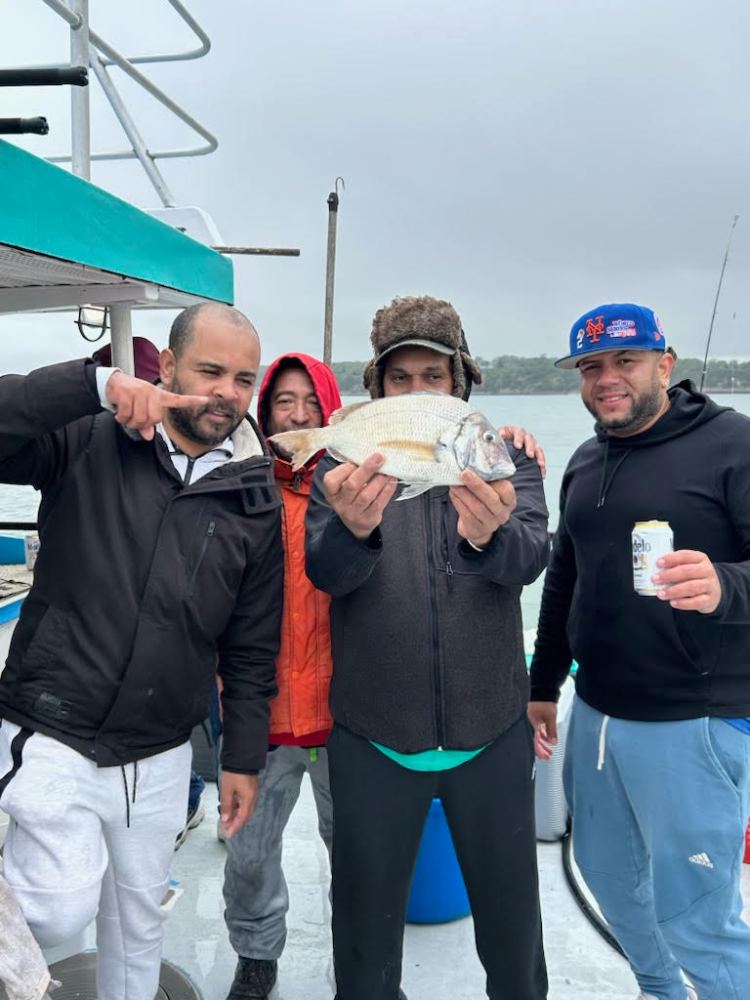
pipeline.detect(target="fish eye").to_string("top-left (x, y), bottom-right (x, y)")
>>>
top-left (483, 431), bottom-right (496, 443)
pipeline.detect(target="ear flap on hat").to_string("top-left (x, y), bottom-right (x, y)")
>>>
top-left (459, 351), bottom-right (482, 385)
top-left (362, 359), bottom-right (382, 399)
top-left (457, 327), bottom-right (482, 400)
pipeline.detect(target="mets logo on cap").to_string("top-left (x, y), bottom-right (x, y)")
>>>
top-left (558, 303), bottom-right (668, 369)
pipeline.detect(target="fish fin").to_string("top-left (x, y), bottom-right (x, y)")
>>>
top-left (268, 428), bottom-right (325, 470)
top-left (395, 481), bottom-right (434, 501)
top-left (329, 401), bottom-right (371, 425)
top-left (377, 439), bottom-right (438, 462)
top-left (327, 445), bottom-right (350, 464)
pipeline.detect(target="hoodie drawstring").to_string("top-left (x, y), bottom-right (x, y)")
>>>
top-left (596, 440), bottom-right (633, 508)
top-left (120, 761), bottom-right (139, 828)
top-left (596, 715), bottom-right (610, 771)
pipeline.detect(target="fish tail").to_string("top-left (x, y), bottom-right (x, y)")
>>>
top-left (269, 428), bottom-right (325, 470)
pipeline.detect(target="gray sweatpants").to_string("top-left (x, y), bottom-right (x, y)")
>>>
top-left (0, 721), bottom-right (191, 1000)
top-left (223, 744), bottom-right (333, 960)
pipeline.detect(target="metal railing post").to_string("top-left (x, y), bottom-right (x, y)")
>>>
top-left (110, 304), bottom-right (135, 375)
top-left (69, 0), bottom-right (90, 179)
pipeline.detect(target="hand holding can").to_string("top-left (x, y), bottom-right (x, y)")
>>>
top-left (653, 549), bottom-right (723, 614)
top-left (632, 520), bottom-right (673, 596)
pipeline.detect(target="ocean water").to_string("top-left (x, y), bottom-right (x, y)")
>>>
top-left (2, 392), bottom-right (749, 630)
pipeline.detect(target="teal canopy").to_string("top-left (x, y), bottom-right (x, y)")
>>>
top-left (0, 139), bottom-right (233, 313)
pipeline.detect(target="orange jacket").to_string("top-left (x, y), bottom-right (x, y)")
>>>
top-left (257, 354), bottom-right (342, 744)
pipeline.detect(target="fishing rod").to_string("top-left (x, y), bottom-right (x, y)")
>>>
top-left (700, 214), bottom-right (739, 392)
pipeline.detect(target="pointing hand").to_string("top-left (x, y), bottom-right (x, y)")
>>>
top-left (105, 371), bottom-right (209, 441)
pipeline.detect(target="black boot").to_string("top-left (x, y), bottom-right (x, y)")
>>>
top-left (226, 958), bottom-right (278, 999)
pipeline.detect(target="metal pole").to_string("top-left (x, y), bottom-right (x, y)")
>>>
top-left (110, 304), bottom-right (135, 375)
top-left (69, 0), bottom-right (90, 179)
top-left (212, 246), bottom-right (301, 256)
top-left (323, 178), bottom-right (344, 367)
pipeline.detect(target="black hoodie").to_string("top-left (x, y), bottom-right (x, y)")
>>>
top-left (530, 380), bottom-right (750, 721)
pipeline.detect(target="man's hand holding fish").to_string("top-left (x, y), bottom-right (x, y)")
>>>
top-left (321, 452), bottom-right (398, 541)
top-left (449, 468), bottom-right (517, 549)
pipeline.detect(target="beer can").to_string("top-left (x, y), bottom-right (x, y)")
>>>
top-left (632, 520), bottom-right (673, 596)
top-left (24, 533), bottom-right (40, 571)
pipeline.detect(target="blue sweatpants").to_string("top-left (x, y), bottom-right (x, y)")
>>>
top-left (564, 697), bottom-right (750, 1000)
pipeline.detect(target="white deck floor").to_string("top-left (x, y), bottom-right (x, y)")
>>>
top-left (1, 616), bottom-right (749, 999)
top-left (162, 780), bottom-right (750, 1000)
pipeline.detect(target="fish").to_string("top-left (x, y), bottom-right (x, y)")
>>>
top-left (269, 392), bottom-right (516, 500)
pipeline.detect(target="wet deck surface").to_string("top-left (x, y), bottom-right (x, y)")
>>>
top-left (163, 782), bottom-right (750, 1000)
top-left (1, 615), bottom-right (749, 999)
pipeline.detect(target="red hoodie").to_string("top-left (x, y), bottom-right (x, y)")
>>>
top-left (256, 354), bottom-right (342, 746)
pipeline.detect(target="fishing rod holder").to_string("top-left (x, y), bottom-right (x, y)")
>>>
top-left (0, 117), bottom-right (49, 135)
top-left (0, 67), bottom-right (89, 87)
top-left (0, 66), bottom-right (88, 138)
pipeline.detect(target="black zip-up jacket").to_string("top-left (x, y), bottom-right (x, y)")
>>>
top-left (305, 449), bottom-right (549, 753)
top-left (0, 359), bottom-right (283, 772)
top-left (530, 381), bottom-right (750, 720)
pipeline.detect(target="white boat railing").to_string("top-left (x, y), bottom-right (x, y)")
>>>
top-left (20, 0), bottom-right (218, 204)
top-left (1, 0), bottom-right (225, 370)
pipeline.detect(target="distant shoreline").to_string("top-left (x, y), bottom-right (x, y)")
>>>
top-left (327, 356), bottom-right (750, 396)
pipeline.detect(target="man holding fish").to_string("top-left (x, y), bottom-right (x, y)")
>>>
top-left (293, 296), bottom-right (550, 1000)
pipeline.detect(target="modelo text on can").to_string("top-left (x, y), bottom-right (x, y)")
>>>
top-left (632, 520), bottom-right (673, 596)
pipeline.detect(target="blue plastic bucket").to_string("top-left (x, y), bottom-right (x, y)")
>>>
top-left (406, 798), bottom-right (471, 923)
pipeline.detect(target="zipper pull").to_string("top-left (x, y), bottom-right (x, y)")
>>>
top-left (207, 520), bottom-right (216, 536)
top-left (445, 560), bottom-right (454, 576)
top-left (292, 471), bottom-right (303, 491)
top-left (309, 747), bottom-right (318, 763)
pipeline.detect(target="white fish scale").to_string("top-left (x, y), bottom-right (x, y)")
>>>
top-left (327, 394), bottom-right (473, 483)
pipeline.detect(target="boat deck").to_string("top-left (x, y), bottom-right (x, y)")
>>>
top-left (0, 610), bottom-right (748, 999)
top-left (163, 781), bottom-right (631, 1000)
top-left (160, 781), bottom-right (750, 1000)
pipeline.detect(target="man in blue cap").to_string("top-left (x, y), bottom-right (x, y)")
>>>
top-left (529, 303), bottom-right (750, 1000)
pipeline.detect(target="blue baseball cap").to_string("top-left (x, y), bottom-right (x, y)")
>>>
top-left (555, 303), bottom-right (668, 369)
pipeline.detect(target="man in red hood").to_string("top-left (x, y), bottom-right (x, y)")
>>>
top-left (222, 353), bottom-right (342, 1000)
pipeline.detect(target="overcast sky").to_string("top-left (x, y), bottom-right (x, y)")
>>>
top-left (2, 0), bottom-right (749, 373)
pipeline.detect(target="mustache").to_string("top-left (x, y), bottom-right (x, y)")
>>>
top-left (198, 402), bottom-right (239, 418)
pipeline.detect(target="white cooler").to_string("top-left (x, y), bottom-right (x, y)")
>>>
top-left (534, 674), bottom-right (575, 841)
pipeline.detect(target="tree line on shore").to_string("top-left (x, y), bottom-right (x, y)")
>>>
top-left (322, 356), bottom-right (750, 395)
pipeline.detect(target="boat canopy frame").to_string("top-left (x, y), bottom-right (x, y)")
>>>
top-left (36, 0), bottom-right (217, 204)
top-left (1, 1), bottom-right (234, 375)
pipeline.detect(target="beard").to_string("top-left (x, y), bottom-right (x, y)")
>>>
top-left (166, 376), bottom-right (243, 447)
top-left (585, 375), bottom-right (665, 436)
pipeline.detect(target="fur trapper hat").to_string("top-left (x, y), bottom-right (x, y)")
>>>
top-left (362, 295), bottom-right (483, 400)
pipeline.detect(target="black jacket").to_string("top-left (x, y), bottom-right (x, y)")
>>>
top-left (530, 381), bottom-right (750, 720)
top-left (0, 359), bottom-right (283, 772)
top-left (305, 448), bottom-right (549, 752)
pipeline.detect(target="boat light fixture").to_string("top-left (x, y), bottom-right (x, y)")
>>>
top-left (76, 305), bottom-right (110, 342)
